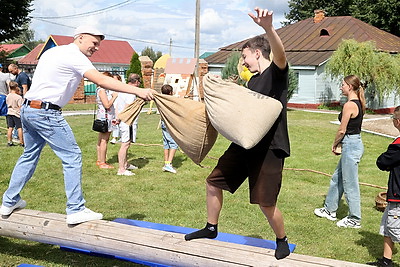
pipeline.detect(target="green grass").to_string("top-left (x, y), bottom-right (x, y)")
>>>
top-left (0, 109), bottom-right (395, 266)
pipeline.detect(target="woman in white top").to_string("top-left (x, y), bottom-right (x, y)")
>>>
top-left (96, 71), bottom-right (118, 169)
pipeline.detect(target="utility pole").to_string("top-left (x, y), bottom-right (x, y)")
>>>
top-left (194, 0), bottom-right (200, 59)
top-left (169, 38), bottom-right (172, 56)
top-left (193, 0), bottom-right (200, 101)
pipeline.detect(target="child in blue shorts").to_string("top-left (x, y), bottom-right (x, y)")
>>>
top-left (160, 84), bottom-right (178, 174)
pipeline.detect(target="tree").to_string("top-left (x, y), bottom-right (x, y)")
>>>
top-left (221, 51), bottom-right (241, 81)
top-left (126, 52), bottom-right (143, 87)
top-left (6, 26), bottom-right (44, 50)
top-left (141, 47), bottom-right (162, 63)
top-left (284, 0), bottom-right (399, 36)
top-left (0, 0), bottom-right (33, 42)
top-left (222, 51), bottom-right (298, 100)
top-left (325, 39), bottom-right (400, 104)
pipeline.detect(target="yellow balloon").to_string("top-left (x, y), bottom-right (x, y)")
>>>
top-left (240, 66), bottom-right (253, 81)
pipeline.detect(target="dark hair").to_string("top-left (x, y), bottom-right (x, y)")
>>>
top-left (102, 71), bottom-right (113, 78)
top-left (241, 35), bottom-right (271, 59)
top-left (113, 74), bottom-right (122, 81)
top-left (161, 84), bottom-right (173, 95)
top-left (127, 73), bottom-right (141, 84)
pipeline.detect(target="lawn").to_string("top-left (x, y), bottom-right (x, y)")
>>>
top-left (0, 109), bottom-right (395, 266)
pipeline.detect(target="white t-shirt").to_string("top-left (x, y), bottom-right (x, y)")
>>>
top-left (25, 43), bottom-right (95, 107)
top-left (0, 72), bottom-right (12, 95)
top-left (114, 92), bottom-right (136, 113)
top-left (115, 92), bottom-right (138, 126)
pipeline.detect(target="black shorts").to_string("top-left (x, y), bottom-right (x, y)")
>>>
top-left (206, 143), bottom-right (284, 206)
top-left (6, 115), bottom-right (22, 129)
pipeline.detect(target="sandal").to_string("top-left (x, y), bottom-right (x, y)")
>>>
top-left (98, 163), bottom-right (114, 169)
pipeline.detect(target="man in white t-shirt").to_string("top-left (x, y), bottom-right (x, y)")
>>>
top-left (0, 64), bottom-right (12, 96)
top-left (0, 25), bottom-right (156, 225)
top-left (114, 73), bottom-right (141, 176)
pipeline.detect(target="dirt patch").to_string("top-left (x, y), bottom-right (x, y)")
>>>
top-left (362, 116), bottom-right (398, 138)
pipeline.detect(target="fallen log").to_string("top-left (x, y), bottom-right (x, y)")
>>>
top-left (0, 209), bottom-right (368, 266)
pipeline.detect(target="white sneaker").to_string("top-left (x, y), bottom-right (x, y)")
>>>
top-left (314, 207), bottom-right (337, 221)
top-left (162, 164), bottom-right (177, 174)
top-left (0, 199), bottom-right (27, 216)
top-left (66, 208), bottom-right (103, 225)
top-left (117, 170), bottom-right (135, 176)
top-left (110, 138), bottom-right (117, 144)
top-left (336, 216), bottom-right (361, 228)
top-left (126, 164), bottom-right (138, 170)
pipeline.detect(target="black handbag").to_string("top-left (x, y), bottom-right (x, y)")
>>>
top-left (92, 119), bottom-right (108, 133)
top-left (92, 103), bottom-right (108, 133)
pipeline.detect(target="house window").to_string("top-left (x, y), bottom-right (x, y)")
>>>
top-left (320, 29), bottom-right (330, 37)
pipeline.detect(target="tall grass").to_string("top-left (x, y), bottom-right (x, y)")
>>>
top-left (0, 109), bottom-right (394, 266)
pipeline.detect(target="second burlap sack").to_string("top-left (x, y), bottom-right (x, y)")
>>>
top-left (154, 92), bottom-right (218, 164)
top-left (203, 73), bottom-right (283, 149)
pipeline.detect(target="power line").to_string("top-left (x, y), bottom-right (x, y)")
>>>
top-left (31, 18), bottom-right (219, 51)
top-left (33, 17), bottom-right (217, 50)
top-left (30, 0), bottom-right (136, 19)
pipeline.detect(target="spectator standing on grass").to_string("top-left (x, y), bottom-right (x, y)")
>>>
top-left (8, 63), bottom-right (31, 97)
top-left (0, 25), bottom-right (155, 225)
top-left (114, 73), bottom-right (141, 176)
top-left (95, 71), bottom-right (118, 169)
top-left (314, 75), bottom-right (365, 228)
top-left (110, 74), bottom-right (122, 144)
top-left (367, 105), bottom-right (400, 267)
top-left (6, 81), bottom-right (24, 147)
top-left (0, 63), bottom-right (12, 96)
top-left (184, 7), bottom-right (291, 260)
top-left (160, 84), bottom-right (178, 174)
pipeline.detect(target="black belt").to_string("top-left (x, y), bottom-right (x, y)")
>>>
top-left (24, 99), bottom-right (62, 111)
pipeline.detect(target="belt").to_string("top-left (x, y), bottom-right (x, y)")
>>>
top-left (23, 99), bottom-right (61, 111)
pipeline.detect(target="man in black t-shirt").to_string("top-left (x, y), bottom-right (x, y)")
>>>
top-left (184, 7), bottom-right (291, 260)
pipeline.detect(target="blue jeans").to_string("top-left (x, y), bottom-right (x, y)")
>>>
top-left (2, 105), bottom-right (86, 214)
top-left (324, 134), bottom-right (364, 220)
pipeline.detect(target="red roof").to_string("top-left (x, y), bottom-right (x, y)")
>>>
top-left (18, 44), bottom-right (44, 65)
top-left (0, 44), bottom-right (24, 53)
top-left (18, 35), bottom-right (135, 65)
top-left (205, 16), bottom-right (400, 66)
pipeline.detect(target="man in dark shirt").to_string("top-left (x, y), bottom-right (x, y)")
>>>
top-left (184, 7), bottom-right (291, 260)
top-left (8, 64), bottom-right (31, 97)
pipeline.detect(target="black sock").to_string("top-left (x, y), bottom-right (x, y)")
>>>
top-left (184, 222), bottom-right (218, 241)
top-left (275, 236), bottom-right (290, 260)
top-left (382, 257), bottom-right (393, 266)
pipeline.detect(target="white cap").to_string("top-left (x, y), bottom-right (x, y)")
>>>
top-left (74, 25), bottom-right (105, 40)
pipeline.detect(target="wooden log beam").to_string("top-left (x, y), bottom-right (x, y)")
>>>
top-left (0, 209), bottom-right (368, 266)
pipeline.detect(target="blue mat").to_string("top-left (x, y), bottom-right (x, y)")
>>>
top-left (60, 219), bottom-right (296, 266)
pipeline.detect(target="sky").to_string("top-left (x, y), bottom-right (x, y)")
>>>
top-left (29, 0), bottom-right (290, 58)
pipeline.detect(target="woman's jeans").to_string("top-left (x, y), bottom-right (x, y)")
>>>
top-left (2, 105), bottom-right (86, 214)
top-left (325, 134), bottom-right (364, 220)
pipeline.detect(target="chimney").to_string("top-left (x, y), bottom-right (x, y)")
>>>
top-left (314, 9), bottom-right (325, 23)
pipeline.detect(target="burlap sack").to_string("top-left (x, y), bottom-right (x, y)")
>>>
top-left (118, 98), bottom-right (146, 125)
top-left (203, 73), bottom-right (283, 149)
top-left (154, 92), bottom-right (218, 164)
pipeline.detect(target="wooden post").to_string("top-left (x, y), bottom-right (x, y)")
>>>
top-left (0, 209), bottom-right (368, 266)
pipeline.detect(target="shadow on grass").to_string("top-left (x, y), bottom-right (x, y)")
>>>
top-left (357, 230), bottom-right (399, 266)
top-left (172, 154), bottom-right (187, 169)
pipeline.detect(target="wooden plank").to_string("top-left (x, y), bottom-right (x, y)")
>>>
top-left (0, 209), bottom-right (369, 266)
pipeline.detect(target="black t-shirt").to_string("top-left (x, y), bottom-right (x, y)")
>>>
top-left (246, 61), bottom-right (290, 158)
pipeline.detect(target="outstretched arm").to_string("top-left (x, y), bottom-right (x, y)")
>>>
top-left (248, 7), bottom-right (286, 70)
